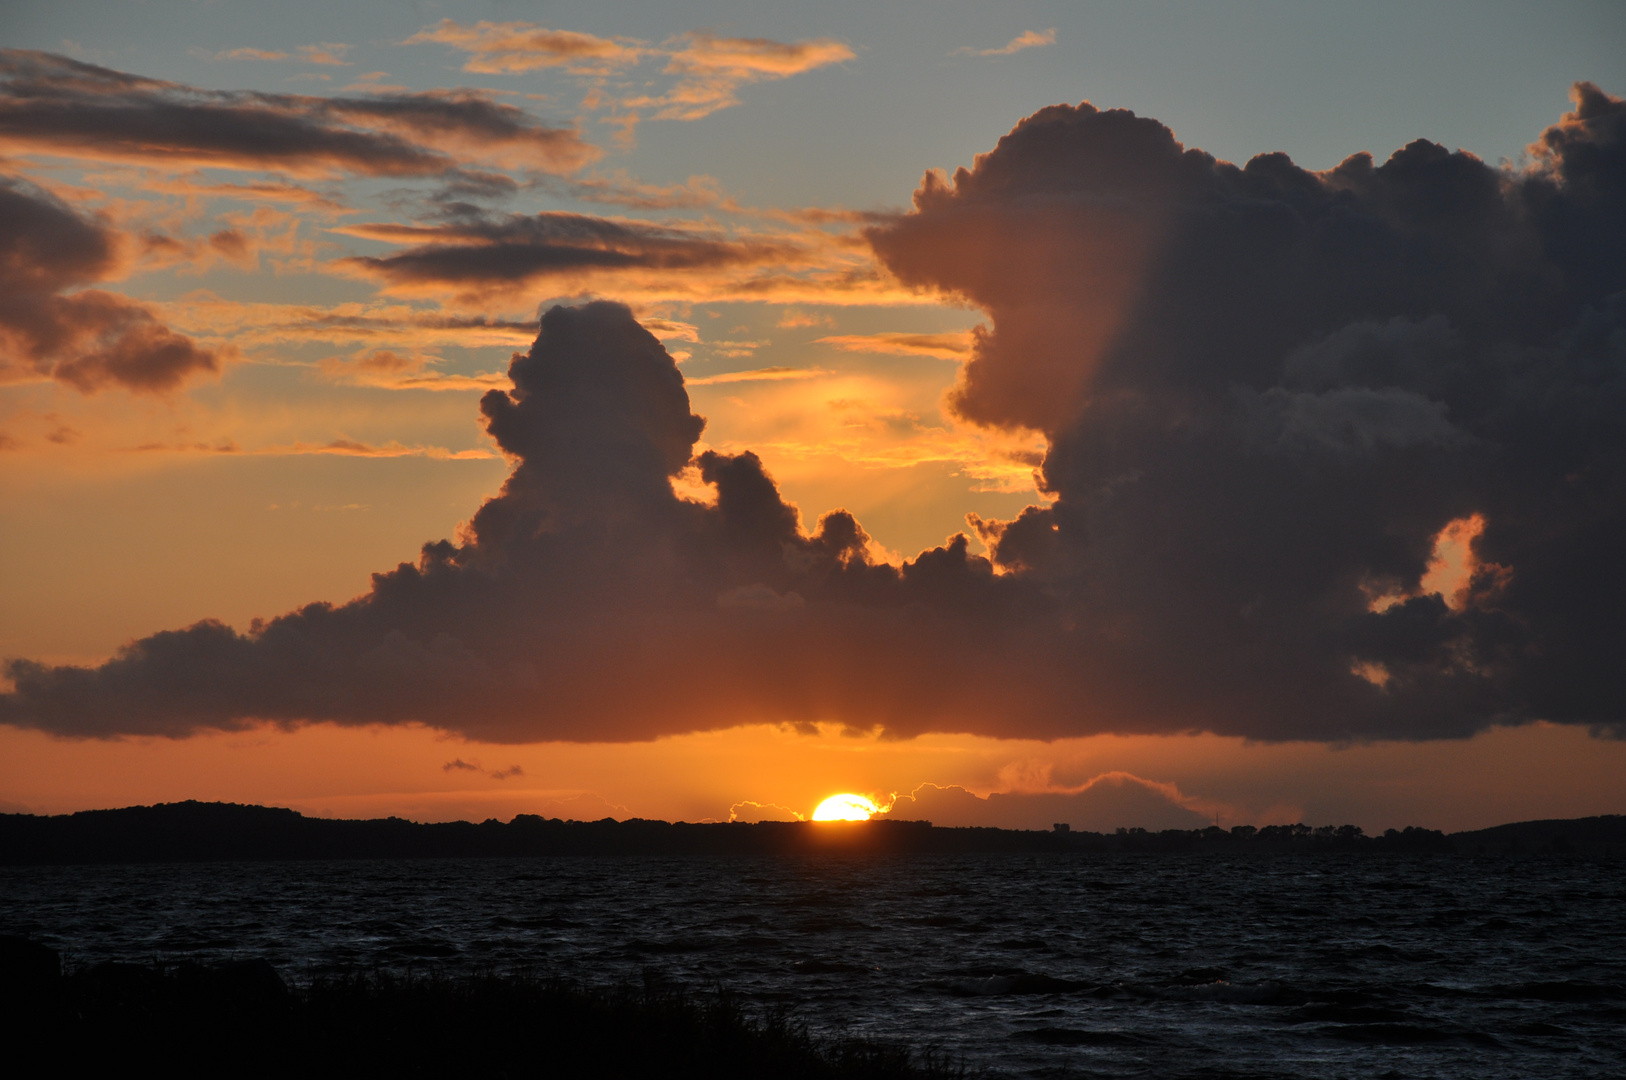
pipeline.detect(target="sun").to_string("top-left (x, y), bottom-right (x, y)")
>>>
top-left (812, 793), bottom-right (879, 821)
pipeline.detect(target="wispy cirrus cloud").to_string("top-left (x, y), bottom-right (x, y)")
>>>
top-left (685, 366), bottom-right (825, 386)
top-left (296, 43), bottom-right (352, 67)
top-left (317, 348), bottom-right (508, 391)
top-left (640, 32), bottom-right (855, 122)
top-left (408, 21), bottom-right (853, 127)
top-left (154, 296), bottom-right (540, 354)
top-left (215, 47), bottom-right (291, 63)
top-left (954, 29), bottom-right (1056, 57)
top-left (816, 331), bottom-right (974, 360)
top-left (404, 21), bottom-right (645, 75)
top-left (130, 437), bottom-right (494, 459)
top-left (213, 43), bottom-right (352, 66)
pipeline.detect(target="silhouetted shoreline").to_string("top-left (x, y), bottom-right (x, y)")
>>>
top-left (2, 802), bottom-right (1621, 863)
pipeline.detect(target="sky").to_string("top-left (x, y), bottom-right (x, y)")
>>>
top-left (2, 0), bottom-right (1624, 831)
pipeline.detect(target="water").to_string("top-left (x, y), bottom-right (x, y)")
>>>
top-left (3, 853), bottom-right (1622, 1078)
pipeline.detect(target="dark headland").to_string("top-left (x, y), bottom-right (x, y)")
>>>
top-left (3, 801), bottom-right (1623, 863)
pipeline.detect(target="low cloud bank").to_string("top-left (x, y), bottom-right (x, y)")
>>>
top-left (887, 776), bottom-right (1207, 832)
top-left (4, 83), bottom-right (1625, 742)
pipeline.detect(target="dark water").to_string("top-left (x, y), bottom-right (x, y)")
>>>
top-left (3, 854), bottom-right (1623, 1078)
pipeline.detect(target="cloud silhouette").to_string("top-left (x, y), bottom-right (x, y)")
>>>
top-left (339, 212), bottom-right (798, 303)
top-left (869, 82), bottom-right (1626, 740)
top-left (728, 800), bottom-right (804, 823)
top-left (886, 776), bottom-right (1207, 832)
top-left (0, 175), bottom-right (218, 393)
top-left (0, 301), bottom-right (1049, 740)
top-left (2, 84), bottom-right (1624, 743)
top-left (0, 50), bottom-right (596, 176)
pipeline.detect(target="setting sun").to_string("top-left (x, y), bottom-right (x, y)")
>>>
top-left (812, 794), bottom-right (879, 821)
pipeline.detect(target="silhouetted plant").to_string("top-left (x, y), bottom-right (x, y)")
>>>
top-left (5, 955), bottom-right (964, 1079)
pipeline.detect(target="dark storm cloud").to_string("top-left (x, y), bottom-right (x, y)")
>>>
top-left (341, 212), bottom-right (797, 292)
top-left (0, 176), bottom-right (217, 392)
top-left (869, 82), bottom-right (1626, 739)
top-left (0, 50), bottom-right (596, 176)
top-left (3, 85), bottom-right (1625, 742)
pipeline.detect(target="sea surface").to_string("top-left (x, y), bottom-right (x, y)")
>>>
top-left (3, 853), bottom-right (1623, 1078)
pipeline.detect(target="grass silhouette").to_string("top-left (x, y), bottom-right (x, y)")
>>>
top-left (4, 952), bottom-right (962, 1079)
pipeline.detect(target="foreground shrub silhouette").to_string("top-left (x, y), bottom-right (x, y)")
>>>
top-left (2, 951), bottom-right (958, 1079)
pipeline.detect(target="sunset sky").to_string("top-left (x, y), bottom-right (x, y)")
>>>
top-left (3, 1), bottom-right (1624, 831)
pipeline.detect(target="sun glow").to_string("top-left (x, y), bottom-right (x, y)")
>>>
top-left (811, 793), bottom-right (878, 821)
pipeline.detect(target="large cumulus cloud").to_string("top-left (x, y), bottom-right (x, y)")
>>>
top-left (0, 302), bottom-right (1063, 740)
top-left (869, 82), bottom-right (1626, 739)
top-left (4, 84), bottom-right (1624, 742)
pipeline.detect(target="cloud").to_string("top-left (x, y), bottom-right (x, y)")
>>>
top-left (640, 318), bottom-right (700, 343)
top-left (409, 22), bottom-right (853, 125)
top-left (886, 775), bottom-right (1206, 831)
top-left (531, 792), bottom-right (630, 821)
top-left (260, 439), bottom-right (493, 460)
top-left (442, 757), bottom-right (523, 779)
top-left (328, 205), bottom-right (912, 311)
top-left (157, 297), bottom-right (540, 352)
top-left (559, 171), bottom-right (735, 213)
top-left (685, 366), bottom-right (824, 386)
top-left (955, 29), bottom-right (1057, 58)
top-left (867, 82), bottom-right (1626, 739)
top-left (297, 44), bottom-right (352, 67)
top-left (0, 175), bottom-right (219, 393)
top-left (4, 85), bottom-right (1624, 745)
top-left (217, 48), bottom-right (291, 63)
top-left (340, 213), bottom-right (793, 281)
top-left (317, 348), bottom-right (508, 391)
top-left (644, 32), bottom-right (855, 122)
top-left (215, 43), bottom-right (352, 66)
top-left (728, 799), bottom-right (804, 822)
top-left (816, 331), bottom-right (972, 359)
top-left (336, 211), bottom-right (830, 306)
top-left (0, 301), bottom-right (1046, 740)
top-left (0, 50), bottom-right (597, 177)
top-left (405, 21), bottom-right (643, 75)
top-left (777, 309), bottom-right (834, 329)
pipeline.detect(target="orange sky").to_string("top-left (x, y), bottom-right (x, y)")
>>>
top-left (4, 719), bottom-right (1624, 834)
top-left (3, 9), bottom-right (1624, 832)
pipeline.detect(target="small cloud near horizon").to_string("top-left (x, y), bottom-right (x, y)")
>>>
top-left (729, 799), bottom-right (805, 822)
top-left (884, 774), bottom-right (1207, 832)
